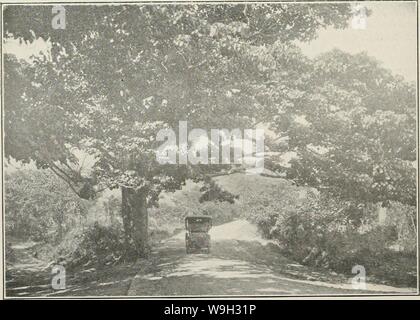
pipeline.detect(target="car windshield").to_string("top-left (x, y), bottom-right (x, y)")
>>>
top-left (186, 218), bottom-right (211, 232)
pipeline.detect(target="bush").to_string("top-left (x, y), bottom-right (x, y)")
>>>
top-left (54, 223), bottom-right (135, 270)
top-left (248, 190), bottom-right (415, 278)
top-left (385, 202), bottom-right (417, 253)
top-left (5, 169), bottom-right (88, 243)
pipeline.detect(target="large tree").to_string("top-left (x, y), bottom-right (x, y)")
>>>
top-left (4, 4), bottom-right (353, 255)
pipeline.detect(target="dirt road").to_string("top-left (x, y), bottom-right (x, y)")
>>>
top-left (128, 220), bottom-right (415, 296)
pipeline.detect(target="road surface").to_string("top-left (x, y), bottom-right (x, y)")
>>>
top-left (128, 220), bottom-right (415, 296)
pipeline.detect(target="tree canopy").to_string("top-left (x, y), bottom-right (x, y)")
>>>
top-left (265, 50), bottom-right (416, 207)
top-left (4, 4), bottom-right (354, 202)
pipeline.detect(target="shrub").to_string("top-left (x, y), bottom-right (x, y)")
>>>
top-left (5, 169), bottom-right (88, 243)
top-left (385, 202), bottom-right (417, 253)
top-left (54, 223), bottom-right (134, 270)
top-left (248, 190), bottom-right (414, 276)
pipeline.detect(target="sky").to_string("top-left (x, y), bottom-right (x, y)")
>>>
top-left (4, 36), bottom-right (51, 61)
top-left (298, 1), bottom-right (417, 82)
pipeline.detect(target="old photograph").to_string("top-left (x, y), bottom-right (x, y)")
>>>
top-left (1, 1), bottom-right (418, 298)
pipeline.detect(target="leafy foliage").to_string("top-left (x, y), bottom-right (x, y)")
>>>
top-left (263, 49), bottom-right (416, 207)
top-left (5, 169), bottom-right (87, 242)
top-left (3, 4), bottom-right (353, 200)
top-left (55, 223), bottom-right (134, 270)
top-left (247, 188), bottom-right (416, 286)
top-left (3, 4), bottom-right (356, 255)
top-left (199, 178), bottom-right (239, 204)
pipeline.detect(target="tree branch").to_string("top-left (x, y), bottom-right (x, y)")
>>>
top-left (49, 167), bottom-right (81, 197)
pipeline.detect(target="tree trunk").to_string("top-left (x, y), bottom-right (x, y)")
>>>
top-left (121, 187), bottom-right (149, 257)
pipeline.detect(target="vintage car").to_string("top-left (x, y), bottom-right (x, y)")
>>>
top-left (185, 216), bottom-right (212, 254)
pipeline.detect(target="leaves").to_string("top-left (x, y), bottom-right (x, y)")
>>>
top-left (4, 4), bottom-right (354, 200)
top-left (5, 169), bottom-right (88, 242)
top-left (263, 49), bottom-right (416, 207)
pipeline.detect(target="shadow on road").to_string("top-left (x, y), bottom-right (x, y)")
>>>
top-left (128, 231), bottom-right (416, 296)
